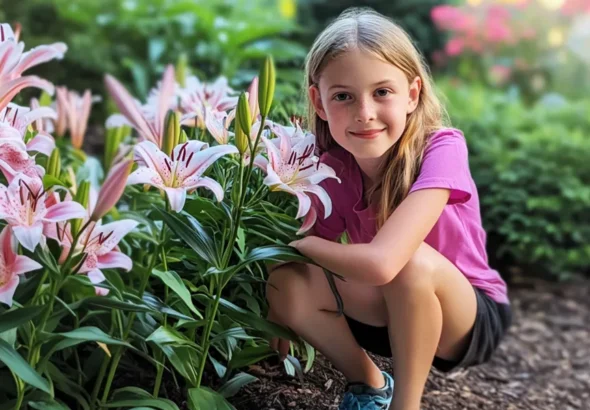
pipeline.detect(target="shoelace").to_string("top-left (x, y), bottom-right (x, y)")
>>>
top-left (339, 391), bottom-right (387, 410)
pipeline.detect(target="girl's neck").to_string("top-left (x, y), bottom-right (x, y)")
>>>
top-left (355, 156), bottom-right (381, 186)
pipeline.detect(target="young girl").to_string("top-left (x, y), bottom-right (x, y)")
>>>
top-left (266, 7), bottom-right (511, 410)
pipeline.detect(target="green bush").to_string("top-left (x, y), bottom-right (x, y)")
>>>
top-left (439, 80), bottom-right (590, 280)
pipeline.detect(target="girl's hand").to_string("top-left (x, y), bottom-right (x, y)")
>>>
top-left (289, 236), bottom-right (315, 254)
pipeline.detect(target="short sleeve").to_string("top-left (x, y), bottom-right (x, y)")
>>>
top-left (409, 129), bottom-right (473, 204)
top-left (308, 150), bottom-right (347, 241)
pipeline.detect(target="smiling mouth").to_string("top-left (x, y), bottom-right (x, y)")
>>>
top-left (349, 128), bottom-right (385, 139)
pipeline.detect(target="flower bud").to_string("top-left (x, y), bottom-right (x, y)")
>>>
top-left (258, 56), bottom-right (276, 117)
top-left (162, 110), bottom-right (181, 156)
top-left (47, 148), bottom-right (61, 178)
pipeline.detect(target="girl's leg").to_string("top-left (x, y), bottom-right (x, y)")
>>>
top-left (266, 262), bottom-right (386, 388)
top-left (381, 242), bottom-right (478, 410)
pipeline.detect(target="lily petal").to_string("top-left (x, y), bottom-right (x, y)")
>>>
top-left (26, 132), bottom-right (55, 155)
top-left (297, 206), bottom-right (317, 235)
top-left (191, 176), bottom-right (225, 202)
top-left (15, 42), bottom-right (67, 77)
top-left (0, 276), bottom-right (20, 307)
top-left (302, 184), bottom-right (333, 219)
top-left (126, 167), bottom-right (165, 188)
top-left (164, 187), bottom-right (187, 212)
top-left (97, 251), bottom-right (133, 271)
top-left (12, 224), bottom-right (43, 251)
top-left (295, 192), bottom-right (312, 219)
top-left (12, 255), bottom-right (42, 275)
top-left (104, 74), bottom-right (157, 144)
top-left (44, 201), bottom-right (87, 222)
top-left (0, 76), bottom-right (54, 112)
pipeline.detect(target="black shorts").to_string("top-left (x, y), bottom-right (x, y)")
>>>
top-left (344, 286), bottom-right (512, 373)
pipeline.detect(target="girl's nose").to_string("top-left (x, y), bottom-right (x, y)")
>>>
top-left (355, 99), bottom-right (376, 123)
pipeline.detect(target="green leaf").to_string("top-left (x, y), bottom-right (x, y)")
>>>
top-left (42, 174), bottom-right (65, 191)
top-left (196, 296), bottom-right (297, 341)
top-left (218, 372), bottom-right (258, 398)
top-left (156, 208), bottom-right (219, 266)
top-left (146, 327), bottom-right (202, 352)
top-left (0, 339), bottom-right (51, 393)
top-left (35, 247), bottom-right (60, 276)
top-left (229, 345), bottom-right (275, 369)
top-left (29, 400), bottom-right (70, 410)
top-left (58, 326), bottom-right (131, 347)
top-left (187, 387), bottom-right (235, 410)
top-left (0, 306), bottom-right (45, 333)
top-left (103, 399), bottom-right (179, 410)
top-left (152, 269), bottom-right (203, 318)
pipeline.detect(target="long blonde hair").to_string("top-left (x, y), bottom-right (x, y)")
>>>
top-left (304, 7), bottom-right (449, 229)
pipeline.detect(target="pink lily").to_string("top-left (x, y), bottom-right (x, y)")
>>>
top-left (0, 23), bottom-right (67, 83)
top-left (260, 130), bottom-right (339, 234)
top-left (204, 107), bottom-right (235, 145)
top-left (0, 225), bottom-right (42, 307)
top-left (55, 87), bottom-right (100, 149)
top-left (46, 217), bottom-right (138, 296)
top-left (105, 65), bottom-right (177, 148)
top-left (178, 76), bottom-right (238, 129)
top-left (90, 159), bottom-right (133, 221)
top-left (0, 102), bottom-right (57, 155)
top-left (0, 174), bottom-right (87, 251)
top-left (127, 140), bottom-right (238, 212)
top-left (0, 138), bottom-right (44, 182)
top-left (0, 75), bottom-right (55, 113)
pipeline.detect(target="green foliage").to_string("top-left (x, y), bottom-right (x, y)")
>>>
top-left (1, 0), bottom-right (307, 113)
top-left (440, 79), bottom-right (590, 279)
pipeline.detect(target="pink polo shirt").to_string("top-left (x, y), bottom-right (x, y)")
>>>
top-left (311, 128), bottom-right (509, 304)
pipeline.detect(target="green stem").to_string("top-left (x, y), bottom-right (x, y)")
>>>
top-left (153, 226), bottom-right (169, 398)
top-left (195, 284), bottom-right (223, 387)
top-left (100, 215), bottom-right (167, 403)
top-left (12, 373), bottom-right (24, 410)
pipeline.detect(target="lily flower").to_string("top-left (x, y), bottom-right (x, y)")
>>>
top-left (0, 225), bottom-right (42, 306)
top-left (0, 174), bottom-right (87, 251)
top-left (127, 140), bottom-right (238, 212)
top-left (0, 138), bottom-right (44, 182)
top-left (0, 75), bottom-right (54, 113)
top-left (204, 107), bottom-right (235, 145)
top-left (178, 76), bottom-right (238, 129)
top-left (260, 130), bottom-right (339, 233)
top-left (0, 102), bottom-right (57, 155)
top-left (54, 87), bottom-right (100, 149)
top-left (46, 217), bottom-right (138, 296)
top-left (105, 65), bottom-right (177, 148)
top-left (0, 23), bottom-right (67, 83)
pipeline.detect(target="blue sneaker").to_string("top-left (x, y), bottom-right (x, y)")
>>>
top-left (338, 371), bottom-right (394, 410)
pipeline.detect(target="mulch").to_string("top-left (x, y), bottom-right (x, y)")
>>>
top-left (230, 278), bottom-right (590, 410)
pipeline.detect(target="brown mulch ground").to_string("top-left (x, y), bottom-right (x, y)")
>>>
top-left (230, 278), bottom-right (590, 410)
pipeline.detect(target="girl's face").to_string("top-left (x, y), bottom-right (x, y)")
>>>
top-left (309, 48), bottom-right (421, 163)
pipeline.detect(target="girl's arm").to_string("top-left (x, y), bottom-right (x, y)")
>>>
top-left (290, 188), bottom-right (450, 286)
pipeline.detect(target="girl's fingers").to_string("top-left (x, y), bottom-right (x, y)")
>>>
top-left (278, 337), bottom-right (290, 361)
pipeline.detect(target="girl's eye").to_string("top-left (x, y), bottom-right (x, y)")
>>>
top-left (333, 93), bottom-right (350, 101)
top-left (375, 88), bottom-right (391, 97)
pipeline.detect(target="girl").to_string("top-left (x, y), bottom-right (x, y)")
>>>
top-left (267, 7), bottom-right (511, 410)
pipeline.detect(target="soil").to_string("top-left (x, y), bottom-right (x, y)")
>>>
top-left (230, 278), bottom-right (590, 410)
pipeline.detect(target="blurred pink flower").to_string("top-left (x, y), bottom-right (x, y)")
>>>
top-left (489, 65), bottom-right (512, 85)
top-left (0, 23), bottom-right (67, 83)
top-left (178, 76), bottom-right (238, 129)
top-left (105, 65), bottom-right (177, 148)
top-left (445, 37), bottom-right (465, 56)
top-left (0, 225), bottom-right (42, 306)
top-left (55, 87), bottom-right (100, 149)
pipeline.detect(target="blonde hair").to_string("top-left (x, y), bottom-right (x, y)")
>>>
top-left (304, 7), bottom-right (449, 229)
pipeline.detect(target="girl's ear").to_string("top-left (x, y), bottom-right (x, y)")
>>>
top-left (309, 84), bottom-right (328, 121)
top-left (407, 76), bottom-right (422, 114)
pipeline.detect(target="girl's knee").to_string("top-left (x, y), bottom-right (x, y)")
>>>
top-left (266, 263), bottom-right (315, 325)
top-left (381, 247), bottom-right (437, 295)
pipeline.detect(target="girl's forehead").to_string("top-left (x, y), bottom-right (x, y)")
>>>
top-left (318, 49), bottom-right (407, 88)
